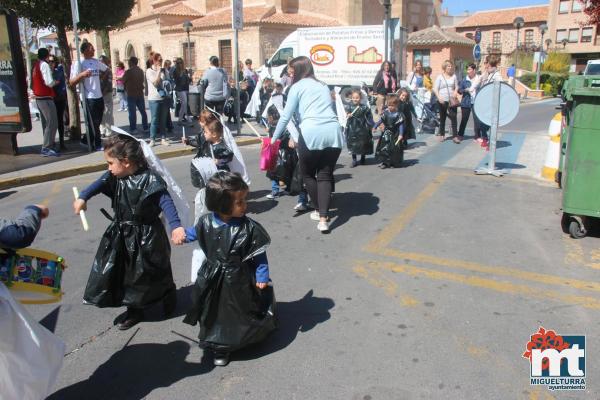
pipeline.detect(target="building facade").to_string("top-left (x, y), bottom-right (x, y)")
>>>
top-left (406, 25), bottom-right (474, 78)
top-left (547, 0), bottom-right (600, 72)
top-left (454, 5), bottom-right (548, 69)
top-left (71, 0), bottom-right (439, 80)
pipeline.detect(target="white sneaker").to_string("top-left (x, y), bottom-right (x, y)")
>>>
top-left (309, 211), bottom-right (320, 221)
top-left (149, 139), bottom-right (156, 147)
top-left (161, 138), bottom-right (170, 146)
top-left (294, 203), bottom-right (308, 211)
top-left (317, 221), bottom-right (330, 232)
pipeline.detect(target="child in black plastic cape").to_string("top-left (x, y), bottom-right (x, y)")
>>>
top-left (73, 134), bottom-right (187, 331)
top-left (181, 171), bottom-right (276, 367)
top-left (398, 88), bottom-right (418, 147)
top-left (265, 103), bottom-right (298, 199)
top-left (344, 89), bottom-right (374, 168)
top-left (374, 94), bottom-right (405, 169)
top-left (184, 110), bottom-right (234, 172)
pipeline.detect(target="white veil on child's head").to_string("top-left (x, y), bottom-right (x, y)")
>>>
top-left (110, 126), bottom-right (192, 226)
top-left (204, 106), bottom-right (251, 185)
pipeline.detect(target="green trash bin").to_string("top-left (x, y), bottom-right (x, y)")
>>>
top-left (561, 76), bottom-right (600, 238)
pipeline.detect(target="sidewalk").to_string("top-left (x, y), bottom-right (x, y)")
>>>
top-left (0, 102), bottom-right (263, 190)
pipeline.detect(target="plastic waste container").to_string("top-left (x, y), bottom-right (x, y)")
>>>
top-left (560, 76), bottom-right (600, 238)
top-left (188, 84), bottom-right (204, 118)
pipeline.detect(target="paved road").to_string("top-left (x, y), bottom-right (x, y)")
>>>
top-left (3, 97), bottom-right (598, 399)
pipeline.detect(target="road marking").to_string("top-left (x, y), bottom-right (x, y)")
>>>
top-left (357, 260), bottom-right (600, 310)
top-left (379, 247), bottom-right (600, 294)
top-left (364, 171), bottom-right (450, 252)
top-left (364, 171), bottom-right (600, 295)
top-left (353, 264), bottom-right (419, 306)
top-left (563, 236), bottom-right (600, 270)
top-left (40, 182), bottom-right (62, 206)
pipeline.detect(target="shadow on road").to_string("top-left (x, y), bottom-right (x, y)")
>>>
top-left (48, 340), bottom-right (213, 400)
top-left (328, 191), bottom-right (380, 231)
top-left (0, 190), bottom-right (17, 200)
top-left (234, 289), bottom-right (334, 362)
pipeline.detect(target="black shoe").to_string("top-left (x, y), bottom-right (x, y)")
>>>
top-left (117, 308), bottom-right (144, 330)
top-left (163, 288), bottom-right (177, 317)
top-left (213, 352), bottom-right (230, 366)
top-left (360, 157), bottom-right (366, 165)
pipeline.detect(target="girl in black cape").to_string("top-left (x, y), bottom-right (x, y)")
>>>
top-left (73, 134), bottom-right (186, 330)
top-left (374, 94), bottom-right (405, 169)
top-left (182, 171), bottom-right (276, 367)
top-left (344, 89), bottom-right (374, 167)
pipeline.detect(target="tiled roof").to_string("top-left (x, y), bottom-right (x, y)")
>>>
top-left (162, 5), bottom-right (339, 31)
top-left (154, 2), bottom-right (202, 17)
top-left (407, 25), bottom-right (474, 46)
top-left (455, 5), bottom-right (548, 28)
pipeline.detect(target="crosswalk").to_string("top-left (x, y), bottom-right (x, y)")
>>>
top-left (404, 130), bottom-right (549, 179)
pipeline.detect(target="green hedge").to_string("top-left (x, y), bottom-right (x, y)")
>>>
top-left (520, 72), bottom-right (568, 96)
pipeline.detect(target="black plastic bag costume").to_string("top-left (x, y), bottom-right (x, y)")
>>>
top-left (189, 132), bottom-right (234, 188)
top-left (344, 104), bottom-right (374, 155)
top-left (375, 110), bottom-right (404, 167)
top-left (83, 169), bottom-right (176, 308)
top-left (183, 213), bottom-right (277, 352)
top-left (398, 101), bottom-right (417, 140)
top-left (266, 130), bottom-right (297, 189)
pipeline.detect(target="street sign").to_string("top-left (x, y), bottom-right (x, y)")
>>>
top-left (232, 0), bottom-right (243, 30)
top-left (473, 44), bottom-right (481, 61)
top-left (70, 0), bottom-right (80, 24)
top-left (474, 28), bottom-right (481, 44)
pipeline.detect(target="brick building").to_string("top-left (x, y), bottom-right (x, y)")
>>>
top-left (454, 5), bottom-right (549, 69)
top-left (406, 25), bottom-right (474, 79)
top-left (547, 0), bottom-right (600, 72)
top-left (72, 0), bottom-right (439, 79)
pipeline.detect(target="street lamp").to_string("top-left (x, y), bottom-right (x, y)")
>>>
top-left (536, 23), bottom-right (548, 90)
top-left (561, 38), bottom-right (568, 48)
top-left (183, 20), bottom-right (193, 70)
top-left (513, 16), bottom-right (525, 73)
top-left (545, 38), bottom-right (552, 50)
top-left (378, 0), bottom-right (392, 62)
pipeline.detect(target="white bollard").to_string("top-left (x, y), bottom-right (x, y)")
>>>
top-left (541, 112), bottom-right (562, 181)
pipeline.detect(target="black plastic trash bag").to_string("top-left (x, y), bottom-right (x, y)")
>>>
top-left (345, 104), bottom-right (374, 155)
top-left (375, 111), bottom-right (404, 167)
top-left (183, 213), bottom-right (277, 352)
top-left (83, 170), bottom-right (176, 308)
top-left (266, 130), bottom-right (297, 189)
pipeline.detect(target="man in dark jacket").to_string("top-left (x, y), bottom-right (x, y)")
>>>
top-left (0, 205), bottom-right (49, 248)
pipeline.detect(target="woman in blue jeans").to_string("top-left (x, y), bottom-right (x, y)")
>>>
top-left (145, 53), bottom-right (169, 146)
top-left (271, 56), bottom-right (344, 233)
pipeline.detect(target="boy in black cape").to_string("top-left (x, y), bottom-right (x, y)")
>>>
top-left (344, 89), bottom-right (374, 167)
top-left (182, 172), bottom-right (277, 366)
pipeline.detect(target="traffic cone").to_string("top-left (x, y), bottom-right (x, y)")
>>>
top-left (541, 112), bottom-right (561, 182)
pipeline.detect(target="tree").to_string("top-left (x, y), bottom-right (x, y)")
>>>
top-left (3, 0), bottom-right (134, 139)
top-left (582, 0), bottom-right (600, 25)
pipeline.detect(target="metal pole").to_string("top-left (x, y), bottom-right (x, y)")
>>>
top-left (186, 31), bottom-right (191, 70)
top-left (72, 16), bottom-right (92, 152)
top-left (384, 5), bottom-right (389, 61)
top-left (233, 28), bottom-right (241, 135)
top-left (515, 27), bottom-right (520, 73)
top-left (488, 80), bottom-right (501, 171)
top-left (536, 32), bottom-right (544, 90)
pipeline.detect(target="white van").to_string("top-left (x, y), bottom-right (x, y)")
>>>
top-left (583, 59), bottom-right (600, 75)
top-left (257, 25), bottom-right (385, 99)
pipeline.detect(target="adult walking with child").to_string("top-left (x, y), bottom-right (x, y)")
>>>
top-left (271, 56), bottom-right (343, 233)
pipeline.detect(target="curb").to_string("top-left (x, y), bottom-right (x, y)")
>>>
top-left (0, 137), bottom-right (261, 191)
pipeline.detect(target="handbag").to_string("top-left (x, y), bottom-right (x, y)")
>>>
top-left (259, 137), bottom-right (280, 171)
top-left (444, 77), bottom-right (459, 108)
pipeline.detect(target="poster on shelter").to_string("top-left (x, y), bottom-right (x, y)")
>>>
top-left (0, 13), bottom-right (21, 124)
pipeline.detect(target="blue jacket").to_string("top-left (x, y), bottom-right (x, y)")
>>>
top-left (0, 206), bottom-right (42, 248)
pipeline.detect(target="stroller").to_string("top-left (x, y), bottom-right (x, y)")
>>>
top-left (409, 87), bottom-right (439, 135)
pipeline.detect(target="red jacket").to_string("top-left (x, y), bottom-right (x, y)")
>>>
top-left (32, 61), bottom-right (55, 98)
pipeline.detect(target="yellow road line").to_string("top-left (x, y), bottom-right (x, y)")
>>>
top-left (365, 171), bottom-right (450, 252)
top-left (378, 248), bottom-right (600, 294)
top-left (353, 264), bottom-right (419, 306)
top-left (357, 260), bottom-right (600, 310)
top-left (40, 182), bottom-right (62, 206)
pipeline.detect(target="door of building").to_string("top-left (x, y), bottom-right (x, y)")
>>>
top-left (219, 39), bottom-right (232, 78)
